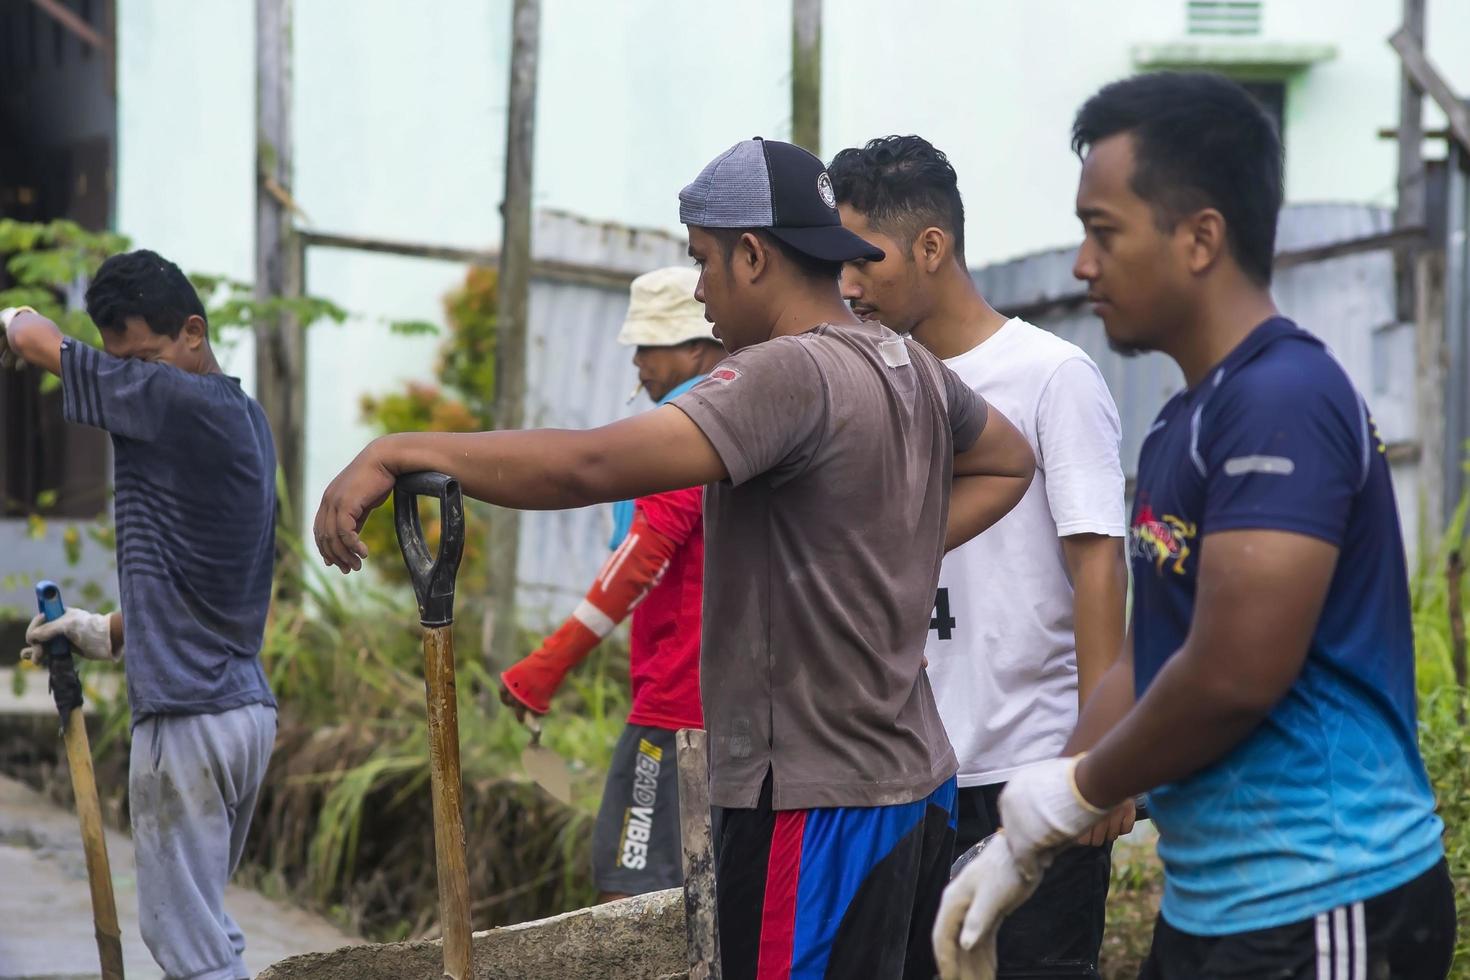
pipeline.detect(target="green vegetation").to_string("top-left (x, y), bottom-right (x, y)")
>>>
top-left (241, 533), bottom-right (627, 938)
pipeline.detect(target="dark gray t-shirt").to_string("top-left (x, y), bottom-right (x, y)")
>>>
top-left (673, 322), bottom-right (986, 810)
top-left (61, 341), bottom-right (277, 726)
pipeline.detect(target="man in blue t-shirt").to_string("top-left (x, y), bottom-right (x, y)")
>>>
top-left (935, 73), bottom-right (1453, 980)
top-left (5, 250), bottom-right (277, 980)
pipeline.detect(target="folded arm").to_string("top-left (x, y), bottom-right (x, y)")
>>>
top-left (1073, 528), bottom-right (1336, 808)
top-left (945, 405), bottom-right (1035, 552)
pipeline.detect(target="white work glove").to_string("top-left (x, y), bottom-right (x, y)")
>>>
top-left (932, 833), bottom-right (1041, 980)
top-left (997, 756), bottom-right (1107, 874)
top-left (22, 609), bottom-right (120, 665)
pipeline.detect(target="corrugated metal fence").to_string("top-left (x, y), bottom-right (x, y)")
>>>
top-left (975, 203), bottom-right (1423, 562)
top-left (512, 203), bottom-right (1426, 624)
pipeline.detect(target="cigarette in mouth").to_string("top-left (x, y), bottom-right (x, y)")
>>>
top-left (626, 382), bottom-right (643, 404)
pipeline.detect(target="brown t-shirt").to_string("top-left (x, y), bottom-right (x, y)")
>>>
top-left (672, 322), bottom-right (987, 810)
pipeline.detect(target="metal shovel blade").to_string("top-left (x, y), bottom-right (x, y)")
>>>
top-left (521, 718), bottom-right (573, 805)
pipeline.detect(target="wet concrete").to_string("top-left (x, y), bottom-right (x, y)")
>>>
top-left (257, 888), bottom-right (687, 980)
top-left (0, 775), bottom-right (358, 979)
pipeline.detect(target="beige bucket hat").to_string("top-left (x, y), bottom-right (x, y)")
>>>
top-left (616, 266), bottom-right (714, 347)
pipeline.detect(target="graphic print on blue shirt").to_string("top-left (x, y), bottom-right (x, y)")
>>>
top-left (61, 341), bottom-right (277, 725)
top-left (1127, 317), bottom-right (1443, 935)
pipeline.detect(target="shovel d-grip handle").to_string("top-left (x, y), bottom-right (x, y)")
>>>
top-left (394, 472), bottom-right (465, 628)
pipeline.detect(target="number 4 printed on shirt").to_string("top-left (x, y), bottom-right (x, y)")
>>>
top-left (930, 588), bottom-right (956, 640)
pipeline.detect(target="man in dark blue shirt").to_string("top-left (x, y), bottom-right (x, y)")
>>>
top-left (935, 72), bottom-right (1454, 980)
top-left (6, 250), bottom-right (277, 980)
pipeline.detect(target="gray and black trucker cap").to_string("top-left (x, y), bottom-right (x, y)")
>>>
top-left (679, 137), bottom-right (885, 264)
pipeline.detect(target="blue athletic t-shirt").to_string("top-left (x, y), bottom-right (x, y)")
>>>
top-left (61, 340), bottom-right (277, 726)
top-left (1128, 317), bottom-right (1443, 934)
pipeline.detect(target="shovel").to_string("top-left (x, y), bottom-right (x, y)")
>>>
top-left (394, 473), bottom-right (472, 980)
top-left (36, 581), bottom-right (124, 980)
top-left (520, 715), bottom-right (572, 806)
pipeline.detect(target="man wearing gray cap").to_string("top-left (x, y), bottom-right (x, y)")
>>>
top-left (312, 137), bottom-right (1036, 979)
top-left (500, 266), bottom-right (724, 902)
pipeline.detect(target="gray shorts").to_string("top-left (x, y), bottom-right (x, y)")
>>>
top-left (592, 724), bottom-right (683, 895)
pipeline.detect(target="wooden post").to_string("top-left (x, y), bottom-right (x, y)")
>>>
top-left (255, 0), bottom-right (306, 530)
top-left (487, 0), bottom-right (540, 668)
top-left (1448, 550), bottom-right (1467, 724)
top-left (1416, 250), bottom-right (1447, 542)
top-left (791, 0), bottom-right (821, 154)
top-left (676, 728), bottom-right (720, 980)
top-left (1393, 0), bottom-right (1425, 338)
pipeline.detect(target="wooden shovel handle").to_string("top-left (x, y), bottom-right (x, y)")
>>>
top-left (424, 624), bottom-right (472, 979)
top-left (64, 711), bottom-right (125, 979)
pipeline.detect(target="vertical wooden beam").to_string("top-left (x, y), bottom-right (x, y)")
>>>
top-left (1394, 0), bottom-right (1427, 236)
top-left (1392, 0), bottom-right (1427, 320)
top-left (676, 728), bottom-right (721, 980)
top-left (1416, 250), bottom-right (1447, 541)
top-left (791, 0), bottom-right (821, 154)
top-left (1445, 141), bottom-right (1470, 528)
top-left (488, 0), bottom-right (540, 666)
top-left (255, 0), bottom-right (305, 531)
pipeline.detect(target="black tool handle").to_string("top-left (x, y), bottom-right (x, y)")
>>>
top-left (393, 472), bottom-right (465, 627)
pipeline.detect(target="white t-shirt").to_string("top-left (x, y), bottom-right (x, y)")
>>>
top-left (926, 317), bottom-right (1125, 787)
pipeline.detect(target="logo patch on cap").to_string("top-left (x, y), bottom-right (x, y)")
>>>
top-left (817, 172), bottom-right (836, 209)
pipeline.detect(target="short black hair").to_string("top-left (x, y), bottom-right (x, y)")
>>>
top-left (1072, 71), bottom-right (1283, 285)
top-left (826, 136), bottom-right (966, 263)
top-left (85, 249), bottom-right (208, 337)
top-left (705, 227), bottom-right (844, 282)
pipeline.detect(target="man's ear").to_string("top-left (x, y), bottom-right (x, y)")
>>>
top-left (741, 231), bottom-right (771, 283)
top-left (913, 226), bottom-right (952, 275)
top-left (181, 314), bottom-right (209, 349)
top-left (1181, 208), bottom-right (1227, 276)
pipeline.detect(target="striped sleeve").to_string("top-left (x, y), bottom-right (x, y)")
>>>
top-left (60, 340), bottom-right (179, 442)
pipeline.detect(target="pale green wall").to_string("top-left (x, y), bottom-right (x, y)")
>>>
top-left (113, 0), bottom-right (1469, 532)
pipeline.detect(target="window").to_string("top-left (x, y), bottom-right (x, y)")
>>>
top-left (1241, 80), bottom-right (1286, 139)
top-left (1187, 1), bottom-right (1263, 37)
top-left (1, 371), bottom-right (110, 519)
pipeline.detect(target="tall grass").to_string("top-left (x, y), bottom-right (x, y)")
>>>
top-left (238, 539), bottom-right (632, 939)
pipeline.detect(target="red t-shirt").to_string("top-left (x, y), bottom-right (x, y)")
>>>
top-left (627, 487), bottom-right (704, 729)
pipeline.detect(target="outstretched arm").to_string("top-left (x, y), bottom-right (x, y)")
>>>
top-left (314, 404), bottom-right (726, 573)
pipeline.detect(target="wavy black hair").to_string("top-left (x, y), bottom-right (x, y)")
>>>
top-left (827, 135), bottom-right (966, 263)
top-left (85, 249), bottom-right (208, 337)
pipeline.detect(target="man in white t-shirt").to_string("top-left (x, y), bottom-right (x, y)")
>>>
top-left (829, 135), bottom-right (1131, 980)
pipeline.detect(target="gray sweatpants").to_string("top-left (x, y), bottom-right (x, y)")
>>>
top-left (129, 703), bottom-right (276, 980)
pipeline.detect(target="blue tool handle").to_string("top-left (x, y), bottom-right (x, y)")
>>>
top-left (36, 580), bottom-right (84, 728)
top-left (35, 580), bottom-right (71, 662)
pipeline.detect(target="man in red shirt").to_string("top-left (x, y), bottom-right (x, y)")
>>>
top-left (499, 266), bottom-right (724, 900)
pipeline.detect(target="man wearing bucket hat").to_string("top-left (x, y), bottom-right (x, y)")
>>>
top-left (313, 137), bottom-right (1036, 978)
top-left (499, 266), bottom-right (724, 901)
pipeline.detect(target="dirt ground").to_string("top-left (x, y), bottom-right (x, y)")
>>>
top-left (0, 773), bottom-right (358, 979)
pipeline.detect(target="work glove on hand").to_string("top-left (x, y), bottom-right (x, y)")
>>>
top-left (500, 510), bottom-right (678, 718)
top-left (499, 638), bottom-right (584, 717)
top-left (22, 609), bottom-right (120, 666)
top-left (997, 756), bottom-right (1107, 875)
top-left (0, 306), bottom-right (36, 370)
top-left (932, 833), bottom-right (1042, 980)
